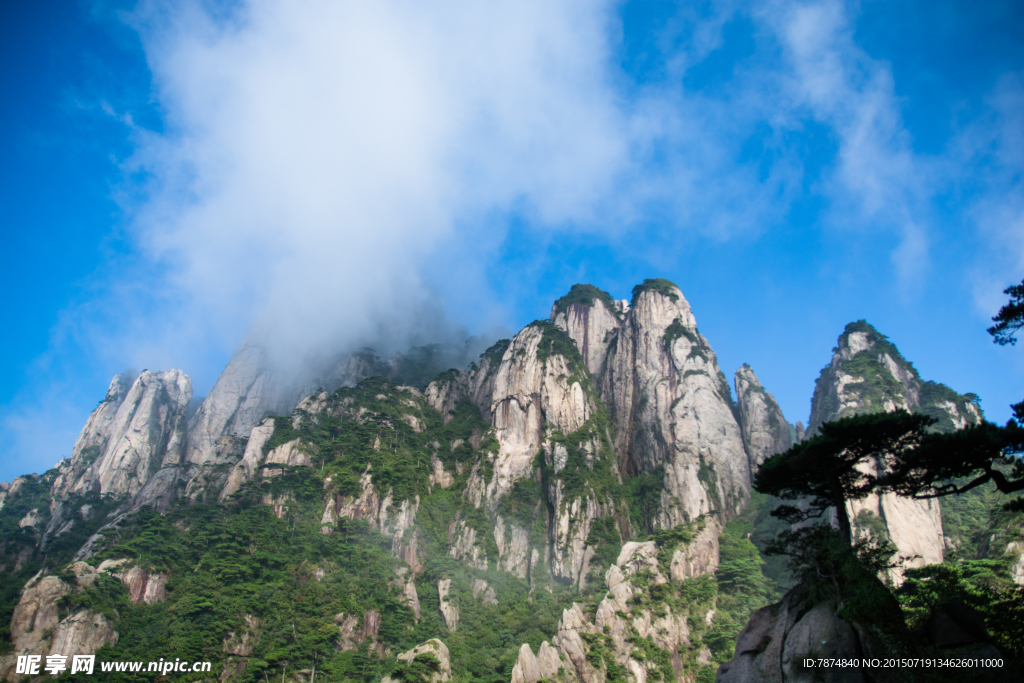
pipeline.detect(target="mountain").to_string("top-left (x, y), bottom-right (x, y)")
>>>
top-left (0, 284), bottom-right (1017, 683)
top-left (807, 321), bottom-right (984, 581)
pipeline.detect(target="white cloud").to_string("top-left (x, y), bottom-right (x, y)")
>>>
top-left (4, 0), bottom-right (1022, 481)
top-left (761, 0), bottom-right (932, 287)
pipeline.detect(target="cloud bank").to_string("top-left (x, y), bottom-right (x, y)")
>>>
top-left (2, 0), bottom-right (1022, 481)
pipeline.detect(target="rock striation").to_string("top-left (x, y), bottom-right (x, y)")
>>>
top-left (51, 370), bottom-right (192, 500)
top-left (556, 281), bottom-right (752, 526)
top-left (734, 364), bottom-right (792, 474)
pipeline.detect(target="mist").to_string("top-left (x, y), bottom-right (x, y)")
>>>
top-left (2, 0), bottom-right (1021, 482)
top-left (116, 0), bottom-right (637, 375)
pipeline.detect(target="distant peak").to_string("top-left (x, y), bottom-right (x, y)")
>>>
top-left (835, 320), bottom-right (910, 365)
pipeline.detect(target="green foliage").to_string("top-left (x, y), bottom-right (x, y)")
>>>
top-left (880, 420), bottom-right (1024, 503)
top-left (940, 478), bottom-right (1024, 561)
top-left (552, 284), bottom-right (619, 319)
top-left (651, 520), bottom-right (699, 569)
top-left (630, 279), bottom-right (680, 308)
top-left (480, 339), bottom-right (512, 370)
top-left (531, 321), bottom-right (586, 376)
top-left (389, 343), bottom-right (474, 389)
top-left (853, 509), bottom-right (889, 542)
top-left (662, 317), bottom-right (696, 354)
top-left (897, 559), bottom-right (1024, 656)
top-left (766, 524), bottom-right (912, 653)
top-left (625, 466), bottom-right (665, 535)
top-left (387, 652), bottom-right (444, 683)
top-left (703, 518), bottom-right (781, 666)
top-left (585, 516), bottom-right (622, 569)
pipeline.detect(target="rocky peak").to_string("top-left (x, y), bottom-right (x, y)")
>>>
top-left (52, 370), bottom-right (192, 501)
top-left (550, 284), bottom-right (624, 378)
top-left (808, 320), bottom-right (982, 435)
top-left (184, 342), bottom-right (280, 470)
top-left (601, 279), bottom-right (751, 526)
top-left (734, 364), bottom-right (792, 474)
top-left (807, 321), bottom-right (985, 581)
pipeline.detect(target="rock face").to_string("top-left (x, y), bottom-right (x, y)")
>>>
top-left (715, 583), bottom-right (897, 683)
top-left (51, 370), bottom-right (192, 500)
top-left (219, 419), bottom-right (276, 500)
top-left (734, 364), bottom-right (792, 473)
top-left (807, 321), bottom-right (983, 579)
top-left (120, 565), bottom-right (169, 604)
top-left (382, 639), bottom-right (452, 683)
top-left (510, 641), bottom-right (565, 683)
top-left (184, 342), bottom-right (281, 471)
top-left (536, 522), bottom-right (716, 683)
top-left (0, 571), bottom-right (118, 682)
top-left (184, 341), bottom-right (386, 497)
top-left (563, 281), bottom-right (751, 526)
top-left (438, 579), bottom-right (459, 631)
top-left (426, 321), bottom-right (617, 587)
top-left (550, 285), bottom-right (624, 378)
top-left (808, 321), bottom-right (982, 435)
top-left (486, 324), bottom-right (594, 502)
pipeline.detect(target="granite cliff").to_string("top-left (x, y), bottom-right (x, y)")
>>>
top-left (3, 283), bottom-right (1014, 683)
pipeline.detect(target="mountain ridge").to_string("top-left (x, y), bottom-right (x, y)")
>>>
top-left (1, 281), bottom-right (1016, 683)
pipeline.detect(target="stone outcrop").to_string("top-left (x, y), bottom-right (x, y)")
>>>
top-left (808, 321), bottom-right (982, 435)
top-left (184, 342), bottom-right (288, 471)
top-left (51, 370), bottom-right (192, 500)
top-left (121, 566), bottom-right (168, 604)
top-left (471, 579), bottom-right (498, 606)
top-left (426, 321), bottom-right (614, 587)
top-left (486, 324), bottom-right (595, 503)
top-left (382, 639), bottom-right (451, 683)
top-left (0, 571), bottom-right (118, 682)
top-left (545, 531), bottom-right (703, 683)
top-left (715, 583), bottom-right (898, 683)
top-left (438, 579), bottom-right (459, 631)
top-left (510, 641), bottom-right (565, 683)
top-left (550, 286), bottom-right (624, 377)
top-left (183, 340), bottom-right (384, 498)
top-left (734, 364), bottom-right (792, 473)
top-left (219, 419), bottom-right (276, 500)
top-left (1006, 541), bottom-right (1024, 586)
top-left (321, 468), bottom-right (421, 563)
top-left (334, 611), bottom-right (384, 654)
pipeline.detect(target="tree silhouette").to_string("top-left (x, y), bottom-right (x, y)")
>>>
top-left (880, 420), bottom-right (1024, 508)
top-left (988, 278), bottom-right (1024, 347)
top-left (753, 411), bottom-right (933, 545)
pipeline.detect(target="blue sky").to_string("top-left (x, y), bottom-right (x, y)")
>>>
top-left (2, 0), bottom-right (1022, 483)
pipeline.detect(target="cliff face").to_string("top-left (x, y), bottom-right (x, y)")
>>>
top-left (550, 285), bottom-right (624, 378)
top-left (51, 370), bottom-right (192, 501)
top-left (734, 364), bottom-right (792, 474)
top-left (807, 321), bottom-right (983, 577)
top-left (555, 281), bottom-right (752, 527)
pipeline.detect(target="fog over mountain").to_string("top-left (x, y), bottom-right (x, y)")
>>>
top-left (1, 0), bottom-right (1022, 482)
